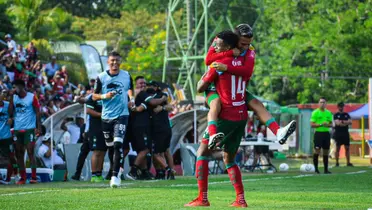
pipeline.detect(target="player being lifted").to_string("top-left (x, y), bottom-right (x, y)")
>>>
top-left (204, 24), bottom-right (296, 149)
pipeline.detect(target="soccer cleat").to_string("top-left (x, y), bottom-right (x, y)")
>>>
top-left (324, 170), bottom-right (332, 174)
top-left (230, 200), bottom-right (248, 208)
top-left (105, 171), bottom-right (113, 180)
top-left (315, 169), bottom-right (320, 174)
top-left (140, 170), bottom-right (154, 180)
top-left (96, 176), bottom-right (105, 182)
top-left (0, 180), bottom-right (10, 185)
top-left (277, 120), bottom-right (297, 145)
top-left (184, 198), bottom-right (210, 207)
top-left (110, 176), bottom-right (121, 188)
top-left (347, 163), bottom-right (354, 167)
top-left (70, 174), bottom-right (80, 181)
top-left (16, 178), bottom-right (26, 185)
top-left (91, 176), bottom-right (98, 183)
top-left (29, 178), bottom-right (38, 184)
top-left (208, 132), bottom-right (224, 149)
top-left (335, 163), bottom-right (339, 167)
top-left (126, 171), bottom-right (140, 181)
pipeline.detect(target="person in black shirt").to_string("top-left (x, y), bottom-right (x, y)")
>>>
top-left (126, 80), bottom-right (167, 180)
top-left (148, 81), bottom-right (176, 180)
top-left (333, 102), bottom-right (353, 167)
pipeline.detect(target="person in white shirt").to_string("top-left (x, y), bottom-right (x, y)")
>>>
top-left (60, 113), bottom-right (84, 144)
top-left (37, 133), bottom-right (65, 168)
top-left (16, 45), bottom-right (27, 63)
top-left (44, 56), bottom-right (60, 81)
top-left (5, 34), bottom-right (17, 56)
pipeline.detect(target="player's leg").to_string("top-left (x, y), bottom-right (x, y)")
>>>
top-left (127, 126), bottom-right (150, 180)
top-left (71, 134), bottom-right (91, 181)
top-left (153, 132), bottom-right (167, 179)
top-left (220, 120), bottom-right (248, 208)
top-left (184, 131), bottom-right (212, 207)
top-left (335, 138), bottom-right (341, 167)
top-left (313, 132), bottom-right (321, 174)
top-left (26, 135), bottom-right (37, 183)
top-left (322, 132), bottom-right (331, 174)
top-left (15, 132), bottom-right (27, 184)
top-left (0, 138), bottom-right (11, 184)
top-left (247, 93), bottom-right (296, 144)
top-left (206, 91), bottom-right (224, 149)
top-left (344, 135), bottom-right (353, 166)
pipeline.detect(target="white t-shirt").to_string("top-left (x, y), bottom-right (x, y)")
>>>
top-left (7, 40), bottom-right (17, 55)
top-left (67, 123), bottom-right (80, 144)
top-left (37, 144), bottom-right (64, 168)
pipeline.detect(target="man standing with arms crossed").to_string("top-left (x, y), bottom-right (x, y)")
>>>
top-left (310, 97), bottom-right (333, 174)
top-left (333, 102), bottom-right (353, 167)
top-left (92, 51), bottom-right (131, 188)
top-left (10, 80), bottom-right (41, 184)
top-left (185, 31), bottom-right (249, 208)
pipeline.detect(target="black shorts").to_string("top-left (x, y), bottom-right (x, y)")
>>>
top-left (88, 127), bottom-right (106, 151)
top-left (102, 115), bottom-right (129, 147)
top-left (334, 133), bottom-right (350, 146)
top-left (131, 126), bottom-right (152, 153)
top-left (153, 129), bottom-right (172, 154)
top-left (314, 132), bottom-right (331, 150)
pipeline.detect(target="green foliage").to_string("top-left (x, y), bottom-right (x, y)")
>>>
top-left (0, 2), bottom-right (16, 39)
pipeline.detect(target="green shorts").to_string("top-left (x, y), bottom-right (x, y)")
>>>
top-left (205, 89), bottom-right (256, 107)
top-left (0, 138), bottom-right (13, 157)
top-left (14, 129), bottom-right (36, 145)
top-left (203, 119), bottom-right (247, 154)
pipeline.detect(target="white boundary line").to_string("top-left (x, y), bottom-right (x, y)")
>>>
top-left (0, 190), bottom-right (61, 196)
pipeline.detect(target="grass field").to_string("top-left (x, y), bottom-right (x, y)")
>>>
top-left (1, 158), bottom-right (372, 210)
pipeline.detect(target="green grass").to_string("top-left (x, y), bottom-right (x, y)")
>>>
top-left (1, 158), bottom-right (372, 210)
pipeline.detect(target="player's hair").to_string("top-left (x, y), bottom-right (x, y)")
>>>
top-left (135, 76), bottom-right (145, 82)
top-left (235, 24), bottom-right (253, 38)
top-left (216, 30), bottom-right (239, 49)
top-left (319, 96), bottom-right (326, 101)
top-left (108, 51), bottom-right (121, 57)
top-left (13, 79), bottom-right (25, 87)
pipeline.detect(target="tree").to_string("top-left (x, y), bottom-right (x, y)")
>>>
top-left (0, 2), bottom-right (16, 39)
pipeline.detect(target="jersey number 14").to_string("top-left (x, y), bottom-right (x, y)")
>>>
top-left (231, 75), bottom-right (246, 100)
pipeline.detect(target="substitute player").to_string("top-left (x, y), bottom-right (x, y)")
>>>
top-left (10, 80), bottom-right (41, 184)
top-left (92, 51), bottom-right (131, 188)
top-left (204, 24), bottom-right (296, 149)
top-left (310, 97), bottom-right (333, 174)
top-left (185, 31), bottom-right (249, 208)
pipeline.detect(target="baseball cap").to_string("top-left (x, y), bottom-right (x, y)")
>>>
top-left (42, 133), bottom-right (51, 141)
top-left (337, 102), bottom-right (345, 107)
top-left (5, 34), bottom-right (11, 38)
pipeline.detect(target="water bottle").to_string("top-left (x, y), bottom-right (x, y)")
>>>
top-left (257, 132), bottom-right (264, 142)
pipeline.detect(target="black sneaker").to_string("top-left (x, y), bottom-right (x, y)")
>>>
top-left (335, 163), bottom-right (339, 167)
top-left (324, 170), bottom-right (332, 174)
top-left (71, 174), bottom-right (80, 181)
top-left (347, 163), bottom-right (354, 167)
top-left (126, 167), bottom-right (141, 181)
top-left (166, 168), bottom-right (176, 180)
top-left (140, 170), bottom-right (154, 180)
top-left (315, 169), bottom-right (320, 174)
top-left (105, 171), bottom-right (113, 180)
top-left (156, 170), bottom-right (165, 180)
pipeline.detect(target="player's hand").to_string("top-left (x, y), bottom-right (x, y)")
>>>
top-left (153, 105), bottom-right (162, 113)
top-left (128, 101), bottom-right (135, 109)
top-left (7, 118), bottom-right (13, 125)
top-left (211, 62), bottom-right (227, 71)
top-left (105, 91), bottom-right (116, 99)
top-left (161, 95), bottom-right (167, 102)
top-left (232, 48), bottom-right (241, 57)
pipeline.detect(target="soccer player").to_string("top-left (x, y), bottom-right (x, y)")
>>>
top-left (204, 24), bottom-right (296, 149)
top-left (92, 51), bottom-right (132, 188)
top-left (333, 102), bottom-right (353, 167)
top-left (310, 97), bottom-right (333, 174)
top-left (126, 80), bottom-right (168, 180)
top-left (147, 81), bottom-right (176, 180)
top-left (185, 31), bottom-right (249, 207)
top-left (9, 79), bottom-right (41, 184)
top-left (0, 89), bottom-right (15, 184)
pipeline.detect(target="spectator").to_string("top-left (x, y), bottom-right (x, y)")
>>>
top-left (4, 55), bottom-right (15, 82)
top-left (87, 78), bottom-right (95, 92)
top-left (60, 114), bottom-right (84, 144)
top-left (5, 34), bottom-right (17, 55)
top-left (52, 74), bottom-right (66, 98)
top-left (45, 56), bottom-right (59, 82)
top-left (2, 75), bottom-right (12, 90)
top-left (26, 42), bottom-right (38, 62)
top-left (16, 44), bottom-right (27, 63)
top-left (60, 65), bottom-right (69, 82)
top-left (37, 133), bottom-right (65, 168)
top-left (334, 102), bottom-right (353, 167)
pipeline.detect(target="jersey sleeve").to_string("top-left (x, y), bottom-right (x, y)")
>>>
top-left (333, 113), bottom-right (338, 120)
top-left (86, 98), bottom-right (95, 109)
top-left (94, 76), bottom-right (102, 94)
top-left (205, 37), bottom-right (234, 65)
top-left (327, 111), bottom-right (333, 123)
top-left (310, 110), bottom-right (317, 123)
top-left (346, 113), bottom-right (351, 120)
top-left (226, 49), bottom-right (255, 79)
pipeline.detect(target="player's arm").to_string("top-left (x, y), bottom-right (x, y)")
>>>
top-left (343, 114), bottom-right (352, 125)
top-left (32, 95), bottom-right (42, 133)
top-left (198, 68), bottom-right (219, 93)
top-left (128, 74), bottom-right (134, 101)
top-left (310, 112), bottom-right (321, 128)
top-left (216, 50), bottom-right (255, 78)
top-left (205, 45), bottom-right (234, 65)
top-left (196, 72), bottom-right (211, 93)
top-left (86, 101), bottom-right (101, 118)
top-left (334, 114), bottom-right (343, 126)
top-left (148, 95), bottom-right (167, 106)
top-left (92, 77), bottom-right (115, 101)
top-left (130, 92), bottom-right (150, 112)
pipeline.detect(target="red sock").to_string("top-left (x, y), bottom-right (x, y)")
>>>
top-left (196, 159), bottom-right (209, 202)
top-left (267, 121), bottom-right (280, 135)
top-left (6, 164), bottom-right (13, 181)
top-left (31, 168), bottom-right (37, 179)
top-left (227, 165), bottom-right (245, 203)
top-left (208, 121), bottom-right (217, 136)
top-left (20, 169), bottom-right (26, 180)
